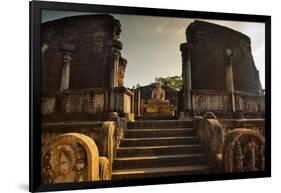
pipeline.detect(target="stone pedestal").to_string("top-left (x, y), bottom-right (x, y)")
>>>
top-left (111, 87), bottom-right (134, 121)
top-left (144, 99), bottom-right (174, 117)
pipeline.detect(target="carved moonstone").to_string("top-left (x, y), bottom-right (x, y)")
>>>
top-left (41, 133), bottom-right (100, 184)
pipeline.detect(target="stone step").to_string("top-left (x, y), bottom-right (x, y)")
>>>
top-left (137, 115), bottom-right (177, 120)
top-left (120, 136), bottom-right (200, 147)
top-left (128, 120), bottom-right (193, 129)
top-left (117, 144), bottom-right (202, 157)
top-left (113, 153), bottom-right (207, 170)
top-left (124, 128), bottom-right (196, 138)
top-left (112, 165), bottom-right (210, 180)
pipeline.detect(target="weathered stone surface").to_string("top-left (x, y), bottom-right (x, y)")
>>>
top-left (41, 14), bottom-right (131, 120)
top-left (191, 90), bottom-right (230, 114)
top-left (185, 20), bottom-right (262, 94)
top-left (223, 128), bottom-right (265, 172)
top-left (196, 112), bottom-right (224, 172)
top-left (118, 57), bottom-right (127, 87)
top-left (41, 121), bottom-right (123, 163)
top-left (220, 118), bottom-right (265, 136)
top-left (41, 14), bottom-right (123, 93)
top-left (41, 121), bottom-right (104, 148)
top-left (41, 133), bottom-right (100, 183)
top-left (112, 119), bottom-right (209, 179)
top-left (97, 121), bottom-right (117, 166)
top-left (181, 20), bottom-right (264, 117)
top-left (111, 87), bottom-right (134, 119)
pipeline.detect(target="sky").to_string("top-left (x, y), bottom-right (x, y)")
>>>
top-left (42, 10), bottom-right (265, 89)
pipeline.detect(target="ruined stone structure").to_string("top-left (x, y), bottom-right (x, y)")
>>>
top-left (40, 16), bottom-right (266, 184)
top-left (41, 14), bottom-right (134, 121)
top-left (180, 20), bottom-right (265, 118)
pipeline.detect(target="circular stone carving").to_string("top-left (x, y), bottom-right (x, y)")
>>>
top-left (41, 133), bottom-right (100, 184)
top-left (99, 156), bottom-right (112, 180)
top-left (223, 128), bottom-right (265, 173)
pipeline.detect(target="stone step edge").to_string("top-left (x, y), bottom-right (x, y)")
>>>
top-left (122, 136), bottom-right (199, 141)
top-left (128, 120), bottom-right (192, 122)
top-left (114, 153), bottom-right (206, 161)
top-left (126, 128), bottom-right (195, 131)
top-left (112, 165), bottom-right (209, 175)
top-left (117, 144), bottom-right (201, 150)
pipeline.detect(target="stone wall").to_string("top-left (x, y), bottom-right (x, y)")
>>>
top-left (180, 20), bottom-right (264, 117)
top-left (41, 15), bottom-right (134, 120)
top-left (185, 20), bottom-right (262, 94)
top-left (41, 88), bottom-right (110, 115)
top-left (41, 14), bottom-right (122, 93)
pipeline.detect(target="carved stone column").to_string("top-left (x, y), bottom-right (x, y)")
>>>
top-left (109, 40), bottom-right (122, 112)
top-left (60, 43), bottom-right (74, 92)
top-left (180, 43), bottom-right (192, 112)
top-left (109, 19), bottom-right (122, 89)
top-left (225, 49), bottom-right (235, 112)
top-left (118, 57), bottom-right (127, 87)
top-left (135, 89), bottom-right (141, 117)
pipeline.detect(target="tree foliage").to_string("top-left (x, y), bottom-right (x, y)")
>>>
top-left (155, 75), bottom-right (183, 90)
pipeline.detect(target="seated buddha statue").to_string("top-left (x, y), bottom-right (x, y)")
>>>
top-left (145, 82), bottom-right (174, 115)
top-left (149, 82), bottom-right (169, 104)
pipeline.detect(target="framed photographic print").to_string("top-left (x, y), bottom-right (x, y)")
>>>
top-left (29, 0), bottom-right (271, 192)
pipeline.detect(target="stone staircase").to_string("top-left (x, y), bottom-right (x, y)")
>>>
top-left (112, 120), bottom-right (210, 180)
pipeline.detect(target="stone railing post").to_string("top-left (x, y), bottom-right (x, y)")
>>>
top-left (224, 49), bottom-right (236, 113)
top-left (60, 43), bottom-right (74, 92)
top-left (196, 112), bottom-right (224, 173)
top-left (180, 43), bottom-right (192, 113)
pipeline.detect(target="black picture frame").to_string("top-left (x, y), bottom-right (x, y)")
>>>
top-left (29, 0), bottom-right (271, 192)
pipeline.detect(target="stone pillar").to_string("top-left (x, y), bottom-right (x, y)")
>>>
top-left (180, 43), bottom-right (192, 112)
top-left (225, 49), bottom-right (235, 112)
top-left (60, 43), bottom-right (74, 92)
top-left (109, 40), bottom-right (122, 89)
top-left (109, 40), bottom-right (122, 112)
top-left (137, 89), bottom-right (141, 117)
top-left (118, 57), bottom-right (127, 87)
top-left (131, 89), bottom-right (135, 115)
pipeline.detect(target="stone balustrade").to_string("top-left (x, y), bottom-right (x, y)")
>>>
top-left (223, 128), bottom-right (265, 173)
top-left (191, 90), bottom-right (265, 117)
top-left (41, 120), bottom-right (127, 183)
top-left (195, 112), bottom-right (224, 173)
top-left (194, 112), bottom-right (265, 173)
